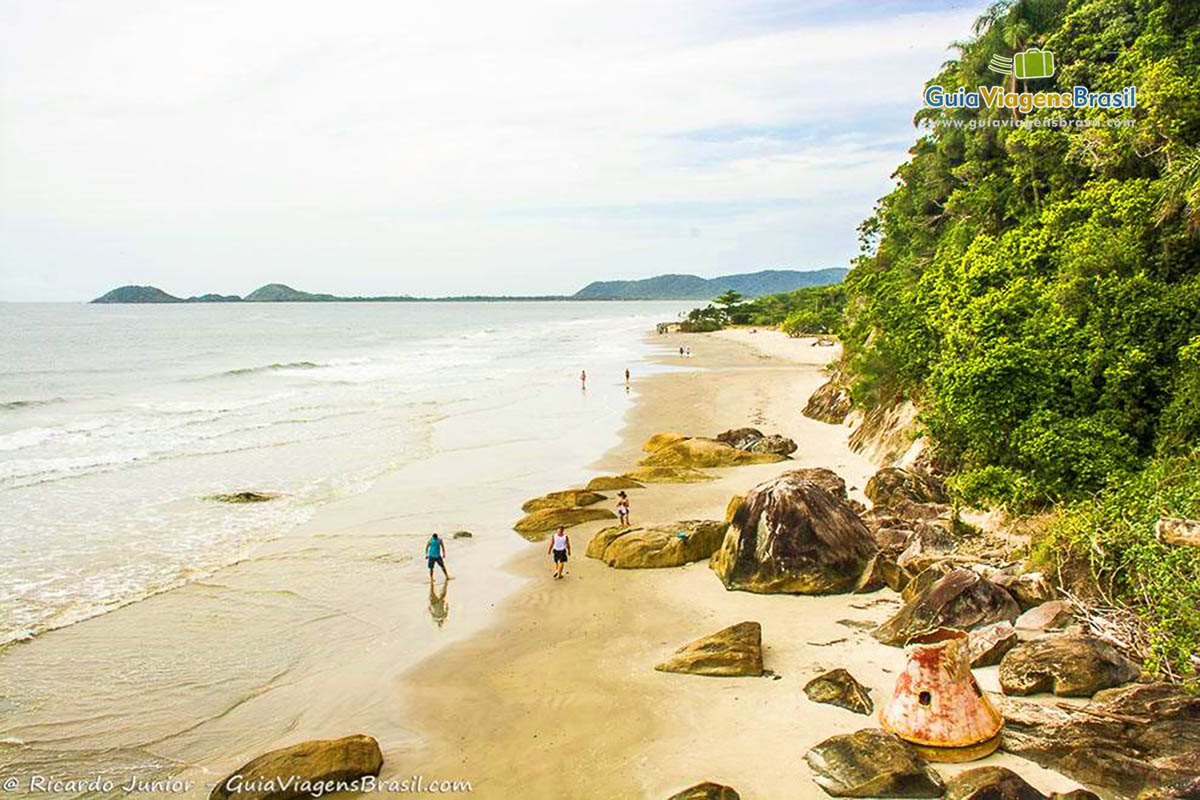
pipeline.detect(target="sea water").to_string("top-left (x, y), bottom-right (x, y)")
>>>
top-left (0, 301), bottom-right (685, 646)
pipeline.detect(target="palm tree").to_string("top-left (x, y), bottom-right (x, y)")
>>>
top-left (1158, 145), bottom-right (1200, 234)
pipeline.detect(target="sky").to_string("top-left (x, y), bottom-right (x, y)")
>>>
top-left (0, 0), bottom-right (988, 301)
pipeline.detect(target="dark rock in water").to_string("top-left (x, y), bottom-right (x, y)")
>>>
top-left (587, 520), bottom-right (727, 568)
top-left (521, 489), bottom-right (607, 513)
top-left (943, 767), bottom-right (1046, 800)
top-left (711, 472), bottom-right (877, 594)
top-left (747, 434), bottom-right (798, 456)
top-left (873, 569), bottom-right (1020, 646)
top-left (855, 553), bottom-right (907, 593)
top-left (209, 734), bottom-right (383, 800)
top-left (667, 782), bottom-right (741, 800)
top-left (784, 468), bottom-right (848, 500)
top-left (715, 427), bottom-right (765, 450)
top-left (451, 530), bottom-right (473, 539)
top-left (999, 634), bottom-right (1139, 697)
top-left (585, 475), bottom-right (644, 492)
top-left (865, 467), bottom-right (947, 509)
top-left (998, 682), bottom-right (1200, 798)
top-left (804, 669), bottom-right (874, 715)
top-left (804, 728), bottom-right (945, 797)
top-left (513, 507), bottom-right (617, 539)
top-left (805, 377), bottom-right (852, 424)
top-left (206, 491), bottom-right (281, 503)
top-left (655, 621), bottom-right (763, 677)
top-left (1015, 600), bottom-right (1073, 631)
top-left (968, 621), bottom-right (1018, 667)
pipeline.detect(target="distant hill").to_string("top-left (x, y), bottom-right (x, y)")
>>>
top-left (571, 268), bottom-right (849, 300)
top-left (92, 285), bottom-right (188, 303)
top-left (243, 283), bottom-right (339, 302)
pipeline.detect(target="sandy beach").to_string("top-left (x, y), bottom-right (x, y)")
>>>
top-left (389, 329), bottom-right (1084, 799)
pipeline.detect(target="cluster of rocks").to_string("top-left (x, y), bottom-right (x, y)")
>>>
top-left (638, 431), bottom-right (794, 468)
top-left (210, 735), bottom-right (383, 800)
top-left (512, 487), bottom-right (617, 539)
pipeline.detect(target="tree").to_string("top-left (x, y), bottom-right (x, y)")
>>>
top-left (713, 289), bottom-right (744, 309)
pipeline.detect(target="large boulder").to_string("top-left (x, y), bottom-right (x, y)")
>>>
top-left (1155, 517), bottom-right (1200, 547)
top-left (1015, 600), bottom-right (1073, 631)
top-left (998, 682), bottom-right (1200, 797)
top-left (804, 669), bottom-right (874, 715)
top-left (711, 473), bottom-right (878, 595)
top-left (804, 729), bottom-right (945, 798)
top-left (513, 507), bottom-right (617, 539)
top-left (784, 468), bottom-right (848, 499)
top-left (521, 489), bottom-right (606, 513)
top-left (865, 467), bottom-right (947, 509)
top-left (804, 377), bottom-right (853, 425)
top-left (999, 635), bottom-right (1140, 697)
top-left (640, 436), bottom-right (786, 468)
top-left (622, 467), bottom-right (716, 484)
top-left (943, 767), bottom-right (1046, 800)
top-left (587, 520), bottom-right (727, 568)
top-left (994, 571), bottom-right (1056, 609)
top-left (643, 432), bottom-right (689, 452)
top-left (873, 569), bottom-right (1020, 646)
top-left (210, 735), bottom-right (383, 800)
top-left (855, 553), bottom-right (907, 593)
top-left (968, 621), bottom-right (1018, 667)
top-left (655, 621), bottom-right (763, 677)
top-left (747, 434), bottom-right (798, 456)
top-left (715, 427), bottom-right (764, 450)
top-left (667, 783), bottom-right (741, 800)
top-left (895, 523), bottom-right (957, 572)
top-left (585, 475), bottom-right (644, 492)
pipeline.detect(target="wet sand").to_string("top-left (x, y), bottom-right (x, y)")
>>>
top-left (393, 330), bottom-right (1084, 799)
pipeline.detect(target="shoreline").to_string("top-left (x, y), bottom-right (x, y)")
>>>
top-left (388, 329), bottom-right (1083, 799)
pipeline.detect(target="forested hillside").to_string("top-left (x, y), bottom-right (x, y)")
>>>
top-left (692, 0), bottom-right (1200, 680)
top-left (841, 0), bottom-right (1200, 679)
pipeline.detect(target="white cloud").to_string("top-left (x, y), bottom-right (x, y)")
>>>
top-left (0, 0), bottom-right (986, 299)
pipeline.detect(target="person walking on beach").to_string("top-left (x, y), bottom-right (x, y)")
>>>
top-left (426, 532), bottom-right (449, 581)
top-left (679, 346), bottom-right (685, 357)
top-left (624, 368), bottom-right (630, 385)
top-left (548, 526), bottom-right (571, 579)
top-left (580, 370), bottom-right (587, 390)
top-left (617, 491), bottom-right (630, 527)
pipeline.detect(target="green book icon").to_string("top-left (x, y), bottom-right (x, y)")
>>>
top-left (988, 48), bottom-right (1055, 80)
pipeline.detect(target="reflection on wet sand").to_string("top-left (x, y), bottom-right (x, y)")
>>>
top-left (428, 580), bottom-right (449, 629)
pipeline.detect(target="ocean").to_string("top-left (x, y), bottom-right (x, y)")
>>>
top-left (0, 300), bottom-right (686, 645)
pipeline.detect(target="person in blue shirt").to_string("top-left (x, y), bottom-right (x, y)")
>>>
top-left (426, 532), bottom-right (449, 582)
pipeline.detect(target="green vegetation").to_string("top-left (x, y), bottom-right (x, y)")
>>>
top-left (841, 0), bottom-right (1200, 508)
top-left (681, 283), bottom-right (847, 334)
top-left (1035, 447), bottom-right (1200, 683)
top-left (678, 0), bottom-right (1200, 680)
top-left (846, 0), bottom-right (1200, 681)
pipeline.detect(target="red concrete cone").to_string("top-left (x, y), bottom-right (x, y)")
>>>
top-left (879, 628), bottom-right (1004, 762)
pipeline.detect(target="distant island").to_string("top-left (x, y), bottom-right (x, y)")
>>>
top-left (571, 268), bottom-right (848, 300)
top-left (90, 269), bottom-right (847, 304)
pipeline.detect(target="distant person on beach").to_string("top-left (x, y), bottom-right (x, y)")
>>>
top-left (428, 580), bottom-right (449, 628)
top-left (625, 368), bottom-right (630, 384)
top-left (548, 526), bottom-right (571, 579)
top-left (679, 346), bottom-right (685, 357)
top-left (580, 370), bottom-right (587, 390)
top-left (426, 533), bottom-right (449, 581)
top-left (617, 491), bottom-right (630, 526)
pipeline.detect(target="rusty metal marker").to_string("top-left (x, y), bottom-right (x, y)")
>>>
top-left (879, 628), bottom-right (1004, 762)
